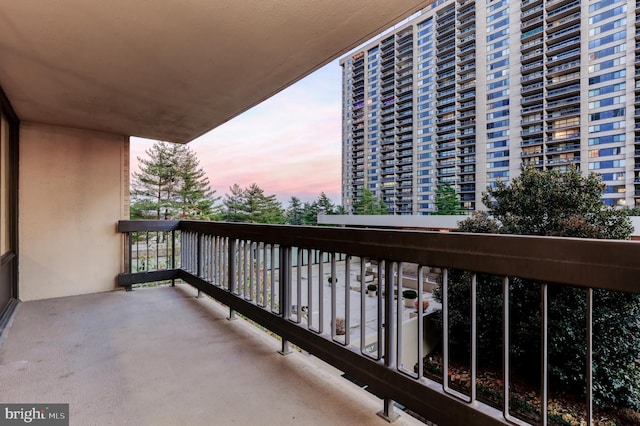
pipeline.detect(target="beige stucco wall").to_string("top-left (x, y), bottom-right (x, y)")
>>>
top-left (19, 123), bottom-right (129, 301)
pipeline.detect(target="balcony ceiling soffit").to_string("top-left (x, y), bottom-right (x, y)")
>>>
top-left (0, 0), bottom-right (429, 143)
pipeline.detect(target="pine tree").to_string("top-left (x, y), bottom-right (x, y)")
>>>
top-left (354, 189), bottom-right (388, 215)
top-left (286, 196), bottom-right (304, 225)
top-left (302, 201), bottom-right (319, 225)
top-left (221, 184), bottom-right (285, 224)
top-left (174, 145), bottom-right (219, 218)
top-left (316, 192), bottom-right (336, 215)
top-left (222, 184), bottom-right (248, 222)
top-left (131, 142), bottom-right (218, 219)
top-left (434, 183), bottom-right (462, 215)
top-left (244, 183), bottom-right (285, 224)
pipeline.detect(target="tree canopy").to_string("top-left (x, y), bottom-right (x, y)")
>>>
top-left (477, 166), bottom-right (632, 238)
top-left (131, 142), bottom-right (218, 219)
top-left (284, 193), bottom-right (344, 225)
top-left (354, 189), bottom-right (388, 215)
top-left (434, 183), bottom-right (462, 215)
top-left (219, 183), bottom-right (285, 224)
top-left (440, 167), bottom-right (639, 409)
top-left (285, 196), bottom-right (304, 225)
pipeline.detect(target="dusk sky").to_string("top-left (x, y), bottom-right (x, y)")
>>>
top-left (131, 60), bottom-right (343, 205)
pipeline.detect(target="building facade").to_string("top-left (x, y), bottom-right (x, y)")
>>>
top-left (341, 0), bottom-right (640, 214)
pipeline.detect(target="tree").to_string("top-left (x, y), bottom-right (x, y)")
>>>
top-left (316, 192), bottom-right (336, 215)
top-left (621, 206), bottom-right (640, 216)
top-left (434, 183), bottom-right (462, 215)
top-left (222, 184), bottom-right (249, 222)
top-left (354, 189), bottom-right (388, 215)
top-left (286, 196), bottom-right (304, 225)
top-left (244, 183), bottom-right (285, 224)
top-left (174, 146), bottom-right (219, 218)
top-left (220, 183), bottom-right (285, 224)
top-left (438, 167), bottom-right (640, 409)
top-left (484, 166), bottom-right (631, 239)
top-left (302, 201), bottom-right (319, 225)
top-left (131, 142), bottom-right (218, 219)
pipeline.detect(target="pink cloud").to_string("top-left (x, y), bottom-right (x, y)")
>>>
top-left (131, 61), bottom-right (343, 205)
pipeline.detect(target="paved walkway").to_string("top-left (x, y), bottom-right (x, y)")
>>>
top-left (0, 285), bottom-right (424, 426)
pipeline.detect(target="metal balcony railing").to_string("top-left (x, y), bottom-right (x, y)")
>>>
top-left (118, 220), bottom-right (640, 426)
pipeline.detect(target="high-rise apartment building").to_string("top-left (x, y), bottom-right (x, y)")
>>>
top-left (341, 0), bottom-right (638, 214)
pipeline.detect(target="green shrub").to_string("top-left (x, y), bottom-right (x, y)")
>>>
top-left (432, 168), bottom-right (640, 409)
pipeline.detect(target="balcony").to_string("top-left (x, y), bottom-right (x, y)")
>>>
top-left (2, 283), bottom-right (422, 425)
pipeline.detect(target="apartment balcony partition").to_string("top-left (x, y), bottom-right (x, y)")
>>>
top-left (116, 220), bottom-right (640, 426)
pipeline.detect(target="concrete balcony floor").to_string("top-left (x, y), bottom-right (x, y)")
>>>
top-left (0, 285), bottom-right (423, 426)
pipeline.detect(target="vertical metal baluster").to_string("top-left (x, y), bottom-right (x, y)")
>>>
top-left (223, 238), bottom-right (229, 289)
top-left (146, 231), bottom-right (149, 271)
top-left (296, 248), bottom-right (303, 323)
top-left (215, 236), bottom-right (220, 286)
top-left (318, 251), bottom-right (324, 334)
top-left (307, 249), bottom-right (313, 330)
top-left (245, 240), bottom-right (249, 297)
top-left (263, 243), bottom-right (268, 307)
top-left (503, 276), bottom-right (511, 421)
top-left (182, 232), bottom-right (186, 272)
top-left (331, 252), bottom-right (337, 340)
top-left (377, 261), bottom-right (383, 361)
top-left (239, 240), bottom-right (243, 295)
top-left (443, 268), bottom-right (449, 391)
top-left (203, 235), bottom-right (208, 280)
top-left (279, 246), bottom-right (292, 355)
top-left (165, 231), bottom-right (169, 272)
top-left (228, 239), bottom-right (237, 320)
top-left (219, 236), bottom-right (224, 287)
top-left (345, 255), bottom-right (351, 346)
top-left (197, 233), bottom-right (202, 277)
top-left (211, 236), bottom-right (215, 282)
top-left (254, 242), bottom-right (260, 304)
top-left (173, 230), bottom-right (177, 273)
top-left (471, 273), bottom-right (477, 402)
top-left (396, 263), bottom-right (403, 371)
top-left (211, 235), bottom-right (215, 281)
top-left (135, 232), bottom-right (140, 273)
top-left (379, 260), bottom-right (398, 422)
top-left (541, 283), bottom-right (548, 425)
top-left (586, 288), bottom-right (593, 426)
top-left (360, 257), bottom-right (367, 354)
top-left (417, 266), bottom-right (424, 379)
top-left (213, 236), bottom-right (219, 285)
top-left (244, 240), bottom-right (249, 297)
top-left (201, 235), bottom-right (206, 280)
top-left (249, 242), bottom-right (255, 302)
top-left (180, 231), bottom-right (182, 271)
top-left (208, 236), bottom-right (213, 281)
top-left (270, 245), bottom-right (276, 312)
top-left (196, 233), bottom-right (203, 298)
top-left (219, 237), bottom-right (222, 286)
top-left (127, 232), bottom-right (132, 274)
top-left (235, 240), bottom-right (240, 295)
top-left (184, 232), bottom-right (188, 272)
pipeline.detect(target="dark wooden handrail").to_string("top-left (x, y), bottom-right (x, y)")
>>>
top-left (119, 220), bottom-right (640, 293)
